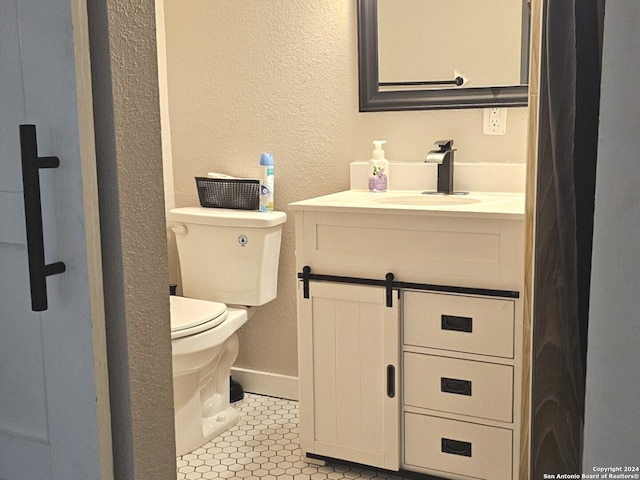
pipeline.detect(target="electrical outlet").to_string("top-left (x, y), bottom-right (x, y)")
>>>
top-left (483, 108), bottom-right (507, 135)
top-left (488, 108), bottom-right (500, 127)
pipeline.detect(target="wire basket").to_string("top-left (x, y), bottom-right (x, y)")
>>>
top-left (195, 177), bottom-right (260, 210)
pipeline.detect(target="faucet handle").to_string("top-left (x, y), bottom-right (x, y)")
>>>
top-left (434, 139), bottom-right (454, 151)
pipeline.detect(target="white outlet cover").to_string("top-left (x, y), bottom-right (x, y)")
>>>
top-left (483, 108), bottom-right (507, 135)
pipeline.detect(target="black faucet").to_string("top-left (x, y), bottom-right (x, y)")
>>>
top-left (425, 139), bottom-right (456, 194)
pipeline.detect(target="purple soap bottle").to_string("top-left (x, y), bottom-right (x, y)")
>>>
top-left (368, 140), bottom-right (389, 192)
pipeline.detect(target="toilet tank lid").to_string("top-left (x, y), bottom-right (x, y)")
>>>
top-left (169, 207), bottom-right (287, 228)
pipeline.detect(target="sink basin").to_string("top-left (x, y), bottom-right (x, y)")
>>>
top-left (372, 195), bottom-right (481, 206)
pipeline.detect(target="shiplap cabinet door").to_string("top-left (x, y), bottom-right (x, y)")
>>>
top-left (297, 281), bottom-right (400, 470)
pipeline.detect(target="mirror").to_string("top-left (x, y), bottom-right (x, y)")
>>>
top-left (358, 0), bottom-right (530, 111)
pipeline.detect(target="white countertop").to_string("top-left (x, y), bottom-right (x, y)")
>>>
top-left (289, 190), bottom-right (525, 220)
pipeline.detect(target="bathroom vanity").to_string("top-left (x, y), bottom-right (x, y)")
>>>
top-left (290, 190), bottom-right (526, 480)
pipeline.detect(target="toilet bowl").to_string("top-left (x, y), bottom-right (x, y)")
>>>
top-left (168, 207), bottom-right (287, 456)
top-left (170, 296), bottom-right (248, 456)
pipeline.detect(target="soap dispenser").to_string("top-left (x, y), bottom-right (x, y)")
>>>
top-left (368, 140), bottom-right (389, 192)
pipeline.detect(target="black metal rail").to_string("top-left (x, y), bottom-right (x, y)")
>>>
top-left (379, 76), bottom-right (465, 88)
top-left (298, 266), bottom-right (519, 307)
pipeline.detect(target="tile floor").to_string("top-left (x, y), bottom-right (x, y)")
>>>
top-left (176, 393), bottom-right (418, 480)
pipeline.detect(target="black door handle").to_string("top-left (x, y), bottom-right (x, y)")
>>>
top-left (20, 124), bottom-right (66, 312)
top-left (387, 365), bottom-right (395, 398)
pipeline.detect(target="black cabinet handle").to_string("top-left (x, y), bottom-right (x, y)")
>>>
top-left (302, 265), bottom-right (311, 298)
top-left (441, 437), bottom-right (472, 457)
top-left (385, 272), bottom-right (394, 307)
top-left (441, 377), bottom-right (472, 396)
top-left (386, 365), bottom-right (395, 398)
top-left (441, 314), bottom-right (473, 332)
top-left (20, 125), bottom-right (66, 312)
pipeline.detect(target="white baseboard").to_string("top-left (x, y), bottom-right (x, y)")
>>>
top-left (231, 367), bottom-right (299, 401)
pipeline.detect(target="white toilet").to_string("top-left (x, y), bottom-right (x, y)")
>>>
top-left (168, 207), bottom-right (287, 456)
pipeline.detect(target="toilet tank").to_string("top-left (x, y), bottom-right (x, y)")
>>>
top-left (169, 207), bottom-right (287, 306)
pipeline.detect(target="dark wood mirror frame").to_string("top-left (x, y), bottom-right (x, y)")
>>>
top-left (357, 0), bottom-right (529, 112)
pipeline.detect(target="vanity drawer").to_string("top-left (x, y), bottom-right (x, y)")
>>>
top-left (403, 291), bottom-right (515, 358)
top-left (404, 353), bottom-right (513, 422)
top-left (404, 413), bottom-right (512, 480)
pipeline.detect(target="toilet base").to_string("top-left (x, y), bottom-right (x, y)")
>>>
top-left (175, 396), bottom-right (240, 457)
top-left (201, 405), bottom-right (240, 444)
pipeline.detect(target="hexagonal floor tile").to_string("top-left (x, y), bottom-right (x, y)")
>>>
top-left (176, 393), bottom-right (414, 480)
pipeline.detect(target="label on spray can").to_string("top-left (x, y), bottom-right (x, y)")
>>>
top-left (259, 152), bottom-right (275, 212)
top-left (260, 166), bottom-right (274, 212)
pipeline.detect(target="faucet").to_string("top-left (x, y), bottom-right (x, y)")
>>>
top-left (424, 139), bottom-right (455, 194)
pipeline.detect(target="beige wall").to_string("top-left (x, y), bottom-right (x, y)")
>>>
top-left (88, 0), bottom-right (176, 478)
top-left (162, 0), bottom-right (528, 378)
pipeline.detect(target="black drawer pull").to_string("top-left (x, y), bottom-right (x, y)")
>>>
top-left (441, 438), bottom-right (472, 457)
top-left (441, 377), bottom-right (472, 396)
top-left (441, 314), bottom-right (473, 332)
top-left (387, 365), bottom-right (395, 398)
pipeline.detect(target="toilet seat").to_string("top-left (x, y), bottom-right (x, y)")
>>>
top-left (170, 296), bottom-right (228, 340)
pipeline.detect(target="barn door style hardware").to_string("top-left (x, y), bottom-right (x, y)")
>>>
top-left (19, 124), bottom-right (66, 311)
top-left (299, 266), bottom-right (396, 307)
top-left (298, 265), bottom-right (519, 308)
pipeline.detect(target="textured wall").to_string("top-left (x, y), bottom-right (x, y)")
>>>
top-left (162, 0), bottom-right (528, 378)
top-left (88, 0), bottom-right (176, 478)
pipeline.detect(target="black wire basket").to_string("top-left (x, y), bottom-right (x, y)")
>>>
top-left (195, 177), bottom-right (260, 210)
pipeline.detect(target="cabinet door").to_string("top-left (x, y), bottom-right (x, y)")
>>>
top-left (298, 281), bottom-right (400, 470)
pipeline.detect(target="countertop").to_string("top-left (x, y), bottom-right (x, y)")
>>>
top-left (289, 190), bottom-right (525, 220)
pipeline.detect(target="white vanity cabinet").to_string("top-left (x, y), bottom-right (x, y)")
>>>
top-left (291, 190), bottom-right (526, 480)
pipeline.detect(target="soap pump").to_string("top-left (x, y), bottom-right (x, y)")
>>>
top-left (368, 140), bottom-right (389, 192)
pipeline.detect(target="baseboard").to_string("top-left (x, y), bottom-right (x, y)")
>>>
top-left (230, 367), bottom-right (299, 401)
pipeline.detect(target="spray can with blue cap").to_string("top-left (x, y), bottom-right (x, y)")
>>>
top-left (259, 152), bottom-right (274, 212)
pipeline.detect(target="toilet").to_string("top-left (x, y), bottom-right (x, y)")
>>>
top-left (168, 207), bottom-right (287, 456)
